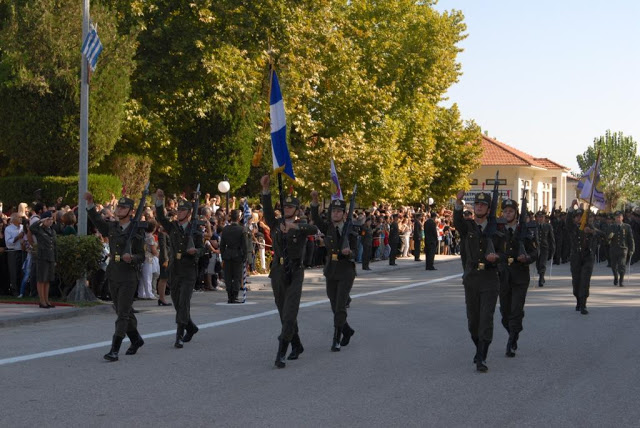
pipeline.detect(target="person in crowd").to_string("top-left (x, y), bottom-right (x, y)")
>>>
top-left (5, 213), bottom-right (25, 296)
top-left (607, 211), bottom-right (635, 287)
top-left (360, 217), bottom-right (373, 270)
top-left (61, 211), bottom-right (77, 236)
top-left (413, 213), bottom-right (423, 261)
top-left (138, 219), bottom-right (158, 300)
top-left (0, 218), bottom-right (10, 295)
top-left (29, 211), bottom-right (57, 308)
top-left (388, 214), bottom-right (400, 266)
top-left (220, 209), bottom-right (247, 304)
top-left (424, 211), bottom-right (438, 270)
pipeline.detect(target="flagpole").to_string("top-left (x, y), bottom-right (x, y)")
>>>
top-left (580, 149), bottom-right (601, 231)
top-left (78, 0), bottom-right (90, 236)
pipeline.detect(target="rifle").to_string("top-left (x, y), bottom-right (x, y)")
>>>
top-left (341, 184), bottom-right (358, 251)
top-left (484, 171), bottom-right (500, 254)
top-left (187, 183), bottom-right (201, 250)
top-left (516, 183), bottom-right (531, 258)
top-left (124, 182), bottom-right (150, 256)
top-left (277, 173), bottom-right (291, 281)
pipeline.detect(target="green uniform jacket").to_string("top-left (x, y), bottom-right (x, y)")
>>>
top-left (87, 207), bottom-right (145, 281)
top-left (220, 223), bottom-right (247, 262)
top-left (453, 207), bottom-right (504, 276)
top-left (497, 223), bottom-right (538, 285)
top-left (155, 205), bottom-right (205, 279)
top-left (607, 222), bottom-right (635, 256)
top-left (566, 210), bottom-right (603, 259)
top-left (310, 204), bottom-right (358, 280)
top-left (29, 222), bottom-right (56, 262)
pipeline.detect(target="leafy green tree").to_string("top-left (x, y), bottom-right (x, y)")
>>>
top-left (0, 0), bottom-right (138, 175)
top-left (576, 130), bottom-right (640, 210)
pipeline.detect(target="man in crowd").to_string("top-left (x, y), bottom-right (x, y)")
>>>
top-left (413, 213), bottom-right (423, 261)
top-left (5, 213), bottom-right (24, 297)
top-left (535, 211), bottom-right (555, 287)
top-left (220, 209), bottom-right (247, 303)
top-left (607, 210), bottom-right (634, 286)
top-left (261, 175), bottom-right (318, 368)
top-left (454, 190), bottom-right (503, 372)
top-left (388, 214), bottom-right (400, 266)
top-left (311, 191), bottom-right (357, 353)
top-left (155, 189), bottom-right (204, 348)
top-left (85, 193), bottom-right (146, 361)
top-left (497, 199), bottom-right (537, 358)
top-left (424, 211), bottom-right (438, 270)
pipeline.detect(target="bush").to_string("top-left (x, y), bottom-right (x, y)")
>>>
top-left (55, 235), bottom-right (103, 295)
top-left (0, 174), bottom-right (121, 210)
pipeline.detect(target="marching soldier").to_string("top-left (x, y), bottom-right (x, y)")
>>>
top-left (220, 210), bottom-right (247, 303)
top-left (388, 214), bottom-right (400, 266)
top-left (311, 191), bottom-right (357, 352)
top-left (608, 211), bottom-right (635, 286)
top-left (453, 190), bottom-right (503, 372)
top-left (566, 201), bottom-right (603, 315)
top-left (85, 193), bottom-right (145, 362)
top-left (155, 189), bottom-right (204, 348)
top-left (497, 199), bottom-right (537, 358)
top-left (535, 211), bottom-right (555, 286)
top-left (550, 208), bottom-right (564, 265)
top-left (260, 176), bottom-right (318, 368)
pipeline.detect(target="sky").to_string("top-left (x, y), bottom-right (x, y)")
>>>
top-left (433, 0), bottom-right (640, 172)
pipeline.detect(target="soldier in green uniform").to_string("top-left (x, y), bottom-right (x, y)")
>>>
top-left (388, 214), bottom-right (400, 266)
top-left (453, 190), bottom-right (503, 372)
top-left (260, 175), bottom-right (318, 368)
top-left (220, 210), bottom-right (247, 303)
top-left (360, 217), bottom-right (373, 270)
top-left (497, 199), bottom-right (537, 358)
top-left (535, 211), bottom-right (555, 287)
top-left (311, 191), bottom-right (358, 352)
top-left (29, 211), bottom-right (57, 309)
top-left (154, 189), bottom-right (204, 348)
top-left (608, 210), bottom-right (635, 286)
top-left (85, 193), bottom-right (146, 362)
top-left (566, 201), bottom-right (603, 315)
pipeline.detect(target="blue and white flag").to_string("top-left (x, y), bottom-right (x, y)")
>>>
top-left (242, 199), bottom-right (252, 225)
top-left (269, 71), bottom-right (295, 180)
top-left (577, 161), bottom-right (606, 210)
top-left (81, 25), bottom-right (103, 72)
top-left (330, 159), bottom-right (343, 201)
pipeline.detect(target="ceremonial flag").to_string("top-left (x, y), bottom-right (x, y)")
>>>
top-left (330, 159), bottom-right (343, 201)
top-left (269, 70), bottom-right (295, 180)
top-left (577, 161), bottom-right (606, 210)
top-left (81, 25), bottom-right (103, 72)
top-left (243, 199), bottom-right (252, 225)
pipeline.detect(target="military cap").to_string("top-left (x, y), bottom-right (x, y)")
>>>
top-left (117, 197), bottom-right (135, 209)
top-left (463, 209), bottom-right (473, 215)
top-left (474, 192), bottom-right (491, 206)
top-left (331, 199), bottom-right (347, 211)
top-left (614, 210), bottom-right (623, 217)
top-left (40, 210), bottom-right (53, 219)
top-left (283, 195), bottom-right (300, 207)
top-left (535, 210), bottom-right (546, 217)
top-left (501, 199), bottom-right (518, 210)
top-left (634, 207), bottom-right (640, 216)
top-left (177, 200), bottom-right (192, 211)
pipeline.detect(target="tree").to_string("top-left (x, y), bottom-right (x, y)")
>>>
top-left (576, 130), bottom-right (640, 210)
top-left (0, 0), bottom-right (138, 176)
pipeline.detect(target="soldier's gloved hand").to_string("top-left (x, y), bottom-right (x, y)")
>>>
top-left (485, 253), bottom-right (498, 263)
top-left (341, 248), bottom-right (351, 256)
top-left (122, 253), bottom-right (132, 263)
top-left (517, 254), bottom-right (528, 263)
top-left (187, 248), bottom-right (197, 255)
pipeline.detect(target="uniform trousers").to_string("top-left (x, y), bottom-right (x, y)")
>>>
top-left (270, 263), bottom-right (303, 342)
top-left (463, 269), bottom-right (499, 344)
top-left (570, 255), bottom-right (594, 301)
top-left (109, 279), bottom-right (138, 338)
top-left (325, 262), bottom-right (356, 328)
top-left (171, 273), bottom-right (195, 326)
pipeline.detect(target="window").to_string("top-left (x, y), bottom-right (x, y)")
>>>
top-left (469, 179), bottom-right (478, 185)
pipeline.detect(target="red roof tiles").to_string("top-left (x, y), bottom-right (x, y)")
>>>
top-left (479, 135), bottom-right (569, 170)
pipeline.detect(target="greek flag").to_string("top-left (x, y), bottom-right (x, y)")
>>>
top-left (81, 25), bottom-right (103, 71)
top-left (242, 200), bottom-right (252, 225)
top-left (330, 159), bottom-right (343, 201)
top-left (269, 70), bottom-right (295, 180)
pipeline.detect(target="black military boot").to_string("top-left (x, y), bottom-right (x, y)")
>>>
top-left (331, 327), bottom-right (342, 352)
top-left (472, 337), bottom-right (479, 363)
top-left (614, 274), bottom-right (619, 286)
top-left (475, 342), bottom-right (488, 372)
top-left (174, 325), bottom-right (185, 348)
top-left (538, 274), bottom-right (545, 287)
top-left (275, 339), bottom-right (289, 368)
top-left (183, 321), bottom-right (199, 342)
top-left (340, 323), bottom-right (355, 347)
top-left (619, 274), bottom-right (625, 287)
top-left (511, 332), bottom-right (519, 350)
top-left (287, 334), bottom-right (304, 360)
top-left (125, 330), bottom-right (144, 355)
top-left (505, 338), bottom-right (515, 358)
top-left (104, 335), bottom-right (124, 362)
top-left (575, 297), bottom-right (581, 311)
top-left (580, 298), bottom-right (589, 315)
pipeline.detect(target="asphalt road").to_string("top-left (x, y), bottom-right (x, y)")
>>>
top-left (2, 258), bottom-right (640, 427)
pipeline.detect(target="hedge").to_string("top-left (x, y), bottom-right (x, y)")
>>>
top-left (55, 235), bottom-right (104, 295)
top-left (0, 174), bottom-right (122, 210)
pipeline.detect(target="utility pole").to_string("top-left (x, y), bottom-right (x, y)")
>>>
top-left (78, 0), bottom-right (90, 236)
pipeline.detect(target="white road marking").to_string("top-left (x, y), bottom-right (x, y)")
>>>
top-left (0, 273), bottom-right (461, 366)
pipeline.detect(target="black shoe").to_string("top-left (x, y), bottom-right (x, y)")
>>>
top-left (39, 303), bottom-right (50, 309)
top-left (104, 335), bottom-right (123, 362)
top-left (331, 327), bottom-right (342, 352)
top-left (229, 298), bottom-right (243, 304)
top-left (505, 338), bottom-right (515, 358)
top-left (275, 339), bottom-right (289, 368)
top-left (47, 304), bottom-right (56, 308)
top-left (287, 335), bottom-right (304, 360)
top-left (174, 326), bottom-right (185, 348)
top-left (620, 275), bottom-right (625, 287)
top-left (125, 330), bottom-right (144, 355)
top-left (581, 306), bottom-right (589, 315)
top-left (340, 323), bottom-right (355, 347)
top-left (363, 267), bottom-right (372, 270)
top-left (157, 299), bottom-right (172, 306)
top-left (183, 321), bottom-right (199, 343)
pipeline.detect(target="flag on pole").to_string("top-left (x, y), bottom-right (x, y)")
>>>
top-left (81, 25), bottom-right (103, 72)
top-left (577, 161), bottom-right (606, 210)
top-left (242, 199), bottom-right (252, 225)
top-left (330, 159), bottom-right (343, 201)
top-left (269, 70), bottom-right (295, 180)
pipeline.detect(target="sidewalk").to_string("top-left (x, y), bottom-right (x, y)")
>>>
top-left (0, 255), bottom-right (460, 328)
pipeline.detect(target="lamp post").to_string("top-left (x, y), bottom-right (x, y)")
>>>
top-left (218, 176), bottom-right (230, 213)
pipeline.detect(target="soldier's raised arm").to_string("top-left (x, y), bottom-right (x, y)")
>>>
top-left (84, 192), bottom-right (110, 237)
top-left (453, 190), bottom-right (469, 237)
top-left (260, 175), bottom-right (278, 230)
top-left (310, 190), bottom-right (328, 234)
top-left (154, 189), bottom-right (173, 232)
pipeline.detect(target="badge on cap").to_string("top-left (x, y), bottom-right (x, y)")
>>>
top-left (286, 197), bottom-right (292, 203)
top-left (478, 194), bottom-right (485, 200)
top-left (119, 198), bottom-right (126, 204)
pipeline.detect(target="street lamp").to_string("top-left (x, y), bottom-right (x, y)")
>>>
top-left (218, 176), bottom-right (230, 213)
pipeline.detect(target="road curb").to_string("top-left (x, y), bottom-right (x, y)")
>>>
top-left (0, 303), bottom-right (113, 329)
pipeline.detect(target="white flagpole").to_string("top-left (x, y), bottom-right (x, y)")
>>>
top-left (78, 0), bottom-right (90, 236)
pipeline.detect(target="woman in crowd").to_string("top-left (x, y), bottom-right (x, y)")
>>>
top-left (157, 224), bottom-right (172, 305)
top-left (0, 218), bottom-right (9, 295)
top-left (61, 211), bottom-right (77, 236)
top-left (138, 219), bottom-right (158, 300)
